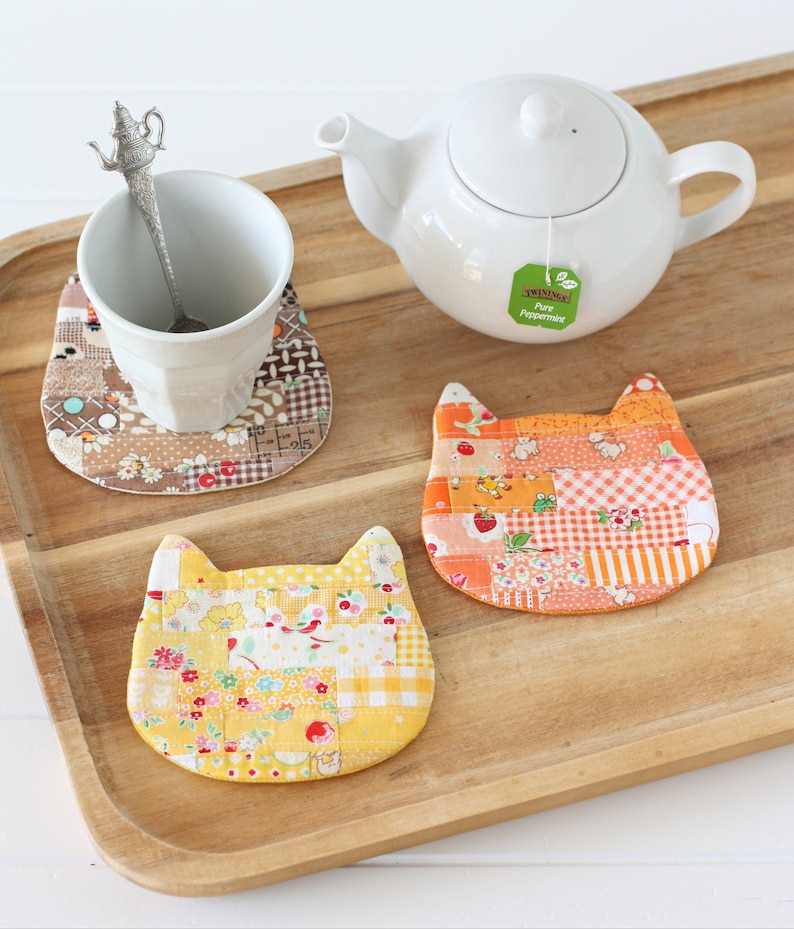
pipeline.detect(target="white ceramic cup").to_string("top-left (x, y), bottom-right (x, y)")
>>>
top-left (76, 170), bottom-right (294, 433)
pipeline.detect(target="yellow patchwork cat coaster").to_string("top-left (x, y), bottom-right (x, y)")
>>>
top-left (128, 528), bottom-right (434, 782)
top-left (422, 374), bottom-right (719, 613)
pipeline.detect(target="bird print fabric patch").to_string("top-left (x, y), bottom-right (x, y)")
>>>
top-left (128, 527), bottom-right (434, 781)
top-left (422, 374), bottom-right (718, 613)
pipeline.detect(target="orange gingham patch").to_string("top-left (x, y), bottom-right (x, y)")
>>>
top-left (554, 460), bottom-right (714, 508)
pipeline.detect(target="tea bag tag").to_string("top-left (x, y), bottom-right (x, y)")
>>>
top-left (508, 261), bottom-right (582, 331)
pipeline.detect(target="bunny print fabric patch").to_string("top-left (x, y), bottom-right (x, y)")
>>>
top-left (422, 374), bottom-right (719, 613)
top-left (128, 528), bottom-right (434, 781)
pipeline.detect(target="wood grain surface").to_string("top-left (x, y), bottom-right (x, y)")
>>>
top-left (0, 55), bottom-right (792, 896)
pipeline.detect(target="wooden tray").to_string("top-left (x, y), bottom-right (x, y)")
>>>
top-left (1, 55), bottom-right (792, 897)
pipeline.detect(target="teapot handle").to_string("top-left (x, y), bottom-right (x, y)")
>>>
top-left (667, 141), bottom-right (756, 252)
top-left (141, 106), bottom-right (166, 153)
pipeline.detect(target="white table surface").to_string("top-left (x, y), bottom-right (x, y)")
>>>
top-left (1, 555), bottom-right (792, 929)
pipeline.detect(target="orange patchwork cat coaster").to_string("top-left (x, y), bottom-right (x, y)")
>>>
top-left (128, 527), bottom-right (434, 782)
top-left (422, 374), bottom-right (719, 613)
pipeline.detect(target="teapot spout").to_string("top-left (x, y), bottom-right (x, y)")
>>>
top-left (315, 113), bottom-right (402, 246)
top-left (87, 139), bottom-right (119, 172)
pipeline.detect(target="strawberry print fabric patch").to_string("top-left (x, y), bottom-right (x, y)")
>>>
top-left (40, 275), bottom-right (331, 493)
top-left (128, 528), bottom-right (434, 781)
top-left (422, 374), bottom-right (719, 613)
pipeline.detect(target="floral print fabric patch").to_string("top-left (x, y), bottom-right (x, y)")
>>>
top-left (40, 275), bottom-right (331, 493)
top-left (422, 374), bottom-right (719, 613)
top-left (128, 528), bottom-right (435, 781)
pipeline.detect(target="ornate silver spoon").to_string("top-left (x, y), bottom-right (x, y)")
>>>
top-left (88, 102), bottom-right (210, 333)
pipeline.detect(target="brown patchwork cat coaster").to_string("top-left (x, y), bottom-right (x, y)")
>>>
top-left (422, 374), bottom-right (718, 613)
top-left (40, 275), bottom-right (331, 493)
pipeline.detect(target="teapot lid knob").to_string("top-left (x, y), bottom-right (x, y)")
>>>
top-left (448, 76), bottom-right (627, 218)
top-left (520, 93), bottom-right (564, 139)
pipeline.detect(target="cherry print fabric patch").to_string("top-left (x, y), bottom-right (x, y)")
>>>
top-left (128, 528), bottom-right (434, 782)
top-left (40, 275), bottom-right (331, 493)
top-left (422, 374), bottom-right (719, 613)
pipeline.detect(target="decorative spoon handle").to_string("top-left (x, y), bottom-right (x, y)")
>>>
top-left (87, 102), bottom-right (208, 332)
top-left (123, 165), bottom-right (185, 316)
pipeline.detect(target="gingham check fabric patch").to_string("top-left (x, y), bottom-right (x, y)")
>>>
top-left (336, 666), bottom-right (435, 708)
top-left (554, 460), bottom-right (713, 508)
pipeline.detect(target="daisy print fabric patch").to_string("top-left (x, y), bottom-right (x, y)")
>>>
top-left (422, 374), bottom-right (719, 613)
top-left (128, 527), bottom-right (434, 781)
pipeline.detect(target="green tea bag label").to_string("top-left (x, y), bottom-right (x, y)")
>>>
top-left (508, 264), bottom-right (581, 330)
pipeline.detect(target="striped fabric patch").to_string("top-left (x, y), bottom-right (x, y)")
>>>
top-left (585, 543), bottom-right (715, 587)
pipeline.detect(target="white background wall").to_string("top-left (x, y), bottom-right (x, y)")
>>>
top-left (2, 0), bottom-right (793, 240)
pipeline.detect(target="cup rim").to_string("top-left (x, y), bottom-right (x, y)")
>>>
top-left (75, 169), bottom-right (294, 341)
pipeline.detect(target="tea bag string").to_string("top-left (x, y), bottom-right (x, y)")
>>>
top-left (545, 216), bottom-right (553, 286)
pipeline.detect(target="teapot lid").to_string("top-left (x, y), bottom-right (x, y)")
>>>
top-left (448, 76), bottom-right (627, 218)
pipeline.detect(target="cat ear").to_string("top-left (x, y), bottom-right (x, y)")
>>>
top-left (437, 383), bottom-right (482, 408)
top-left (435, 383), bottom-right (497, 438)
top-left (610, 372), bottom-right (671, 411)
top-left (616, 373), bottom-right (669, 402)
top-left (146, 535), bottom-right (219, 591)
top-left (346, 526), bottom-right (408, 588)
top-left (352, 526), bottom-right (398, 550)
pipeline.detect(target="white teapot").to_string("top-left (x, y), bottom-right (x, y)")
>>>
top-left (316, 75), bottom-right (755, 343)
